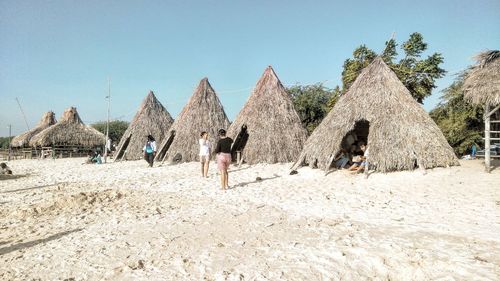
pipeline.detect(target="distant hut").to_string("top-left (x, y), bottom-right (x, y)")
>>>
top-left (115, 91), bottom-right (174, 161)
top-left (463, 50), bottom-right (500, 172)
top-left (155, 78), bottom-right (230, 163)
top-left (227, 66), bottom-right (308, 164)
top-left (29, 107), bottom-right (105, 148)
top-left (11, 111), bottom-right (57, 148)
top-left (292, 57), bottom-right (458, 172)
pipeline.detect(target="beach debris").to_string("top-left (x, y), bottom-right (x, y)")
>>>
top-left (256, 177), bottom-right (262, 181)
top-left (289, 170), bottom-right (298, 175)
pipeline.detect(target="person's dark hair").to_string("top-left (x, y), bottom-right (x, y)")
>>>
top-left (200, 131), bottom-right (207, 137)
top-left (0, 163), bottom-right (7, 169)
top-left (218, 129), bottom-right (226, 137)
top-left (147, 135), bottom-right (155, 141)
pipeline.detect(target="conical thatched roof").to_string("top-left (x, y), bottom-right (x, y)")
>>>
top-left (11, 111), bottom-right (57, 148)
top-left (29, 107), bottom-right (105, 147)
top-left (155, 78), bottom-right (230, 163)
top-left (292, 57), bottom-right (458, 172)
top-left (226, 66), bottom-right (308, 164)
top-left (463, 50), bottom-right (500, 106)
top-left (115, 91), bottom-right (174, 161)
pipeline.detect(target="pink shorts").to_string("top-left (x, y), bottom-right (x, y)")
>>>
top-left (217, 153), bottom-right (231, 171)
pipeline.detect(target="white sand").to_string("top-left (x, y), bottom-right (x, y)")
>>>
top-left (0, 158), bottom-right (499, 280)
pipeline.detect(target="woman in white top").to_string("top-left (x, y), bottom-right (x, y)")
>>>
top-left (199, 131), bottom-right (211, 178)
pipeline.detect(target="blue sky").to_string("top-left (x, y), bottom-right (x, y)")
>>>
top-left (1, 0), bottom-right (499, 136)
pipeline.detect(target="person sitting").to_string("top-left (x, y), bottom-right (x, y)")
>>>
top-left (333, 149), bottom-right (350, 169)
top-left (0, 162), bottom-right (13, 175)
top-left (349, 144), bottom-right (368, 173)
top-left (92, 151), bottom-right (102, 164)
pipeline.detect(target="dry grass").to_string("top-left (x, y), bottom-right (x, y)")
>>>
top-left (463, 50), bottom-right (500, 106)
top-left (292, 57), bottom-right (459, 172)
top-left (227, 66), bottom-right (308, 164)
top-left (11, 112), bottom-right (56, 148)
top-left (156, 78), bottom-right (230, 163)
top-left (29, 107), bottom-right (105, 147)
top-left (115, 91), bottom-right (174, 161)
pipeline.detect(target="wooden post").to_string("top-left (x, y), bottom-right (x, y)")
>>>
top-left (364, 157), bottom-right (369, 179)
top-left (236, 151), bottom-right (241, 164)
top-left (485, 104), bottom-right (491, 173)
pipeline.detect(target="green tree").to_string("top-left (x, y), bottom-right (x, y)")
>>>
top-left (92, 120), bottom-right (129, 144)
top-left (430, 75), bottom-right (484, 156)
top-left (0, 137), bottom-right (10, 149)
top-left (341, 32), bottom-right (445, 103)
top-left (288, 83), bottom-right (338, 134)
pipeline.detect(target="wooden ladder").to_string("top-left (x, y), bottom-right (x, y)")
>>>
top-left (484, 104), bottom-right (500, 172)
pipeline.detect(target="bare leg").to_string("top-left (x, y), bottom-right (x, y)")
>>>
top-left (224, 170), bottom-right (229, 188)
top-left (220, 171), bottom-right (225, 190)
top-left (201, 162), bottom-right (204, 177)
top-left (204, 161), bottom-right (209, 178)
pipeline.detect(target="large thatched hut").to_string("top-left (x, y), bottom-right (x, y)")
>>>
top-left (292, 57), bottom-right (458, 172)
top-left (155, 78), bottom-right (230, 163)
top-left (115, 91), bottom-right (174, 161)
top-left (226, 66), bottom-right (308, 164)
top-left (463, 50), bottom-right (500, 172)
top-left (29, 107), bottom-right (105, 148)
top-left (11, 111), bottom-right (57, 148)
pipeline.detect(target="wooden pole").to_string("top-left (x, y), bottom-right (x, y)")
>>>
top-left (8, 125), bottom-right (12, 161)
top-left (104, 78), bottom-right (111, 163)
top-left (485, 104), bottom-right (491, 173)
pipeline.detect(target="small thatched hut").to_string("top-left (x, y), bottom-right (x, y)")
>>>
top-left (463, 50), bottom-right (500, 172)
top-left (226, 66), bottom-right (308, 164)
top-left (155, 78), bottom-right (230, 163)
top-left (115, 91), bottom-right (174, 161)
top-left (292, 57), bottom-right (459, 172)
top-left (29, 107), bottom-right (105, 147)
top-left (11, 111), bottom-right (57, 148)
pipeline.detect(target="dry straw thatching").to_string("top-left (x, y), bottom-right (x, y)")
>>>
top-left (292, 57), bottom-right (458, 172)
top-left (115, 91), bottom-right (174, 161)
top-left (29, 107), bottom-right (105, 147)
top-left (156, 78), bottom-right (230, 163)
top-left (227, 66), bottom-right (308, 164)
top-left (11, 111), bottom-right (57, 148)
top-left (463, 50), bottom-right (500, 106)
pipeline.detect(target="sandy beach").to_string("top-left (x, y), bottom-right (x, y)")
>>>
top-left (0, 159), bottom-right (499, 280)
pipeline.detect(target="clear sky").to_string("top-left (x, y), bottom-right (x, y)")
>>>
top-left (1, 0), bottom-right (499, 136)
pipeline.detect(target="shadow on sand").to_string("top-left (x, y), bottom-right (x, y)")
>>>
top-left (232, 175), bottom-right (281, 188)
top-left (0, 228), bottom-right (83, 256)
top-left (0, 183), bottom-right (59, 194)
top-left (0, 174), bottom-right (29, 181)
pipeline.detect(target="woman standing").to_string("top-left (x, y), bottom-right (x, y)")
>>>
top-left (143, 135), bottom-right (156, 167)
top-left (199, 131), bottom-right (211, 178)
top-left (215, 129), bottom-right (233, 190)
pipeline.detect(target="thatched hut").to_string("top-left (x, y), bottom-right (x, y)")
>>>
top-left (155, 78), bottom-right (230, 163)
top-left (115, 91), bottom-right (174, 161)
top-left (463, 50), bottom-right (500, 172)
top-left (11, 111), bottom-right (57, 148)
top-left (226, 66), bottom-right (308, 164)
top-left (29, 107), bottom-right (105, 147)
top-left (292, 57), bottom-right (458, 172)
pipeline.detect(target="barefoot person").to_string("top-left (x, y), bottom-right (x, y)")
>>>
top-left (215, 129), bottom-right (233, 190)
top-left (143, 135), bottom-right (157, 167)
top-left (199, 131), bottom-right (211, 178)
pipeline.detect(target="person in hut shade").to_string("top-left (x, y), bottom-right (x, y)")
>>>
top-left (143, 135), bottom-right (157, 167)
top-left (215, 129), bottom-right (233, 190)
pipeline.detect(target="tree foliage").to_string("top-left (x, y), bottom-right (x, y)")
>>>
top-left (91, 120), bottom-right (129, 144)
top-left (429, 75), bottom-right (484, 155)
top-left (0, 137), bottom-right (10, 149)
top-left (288, 83), bottom-right (339, 134)
top-left (341, 32), bottom-right (445, 103)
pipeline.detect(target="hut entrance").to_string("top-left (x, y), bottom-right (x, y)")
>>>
top-left (340, 120), bottom-right (370, 152)
top-left (231, 124), bottom-right (249, 163)
top-left (116, 133), bottom-right (132, 160)
top-left (157, 130), bottom-right (176, 161)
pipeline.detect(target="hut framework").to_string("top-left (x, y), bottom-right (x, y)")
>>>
top-left (463, 50), bottom-right (500, 172)
top-left (226, 66), bottom-right (308, 164)
top-left (11, 111), bottom-right (57, 148)
top-left (155, 78), bottom-right (230, 163)
top-left (292, 57), bottom-right (459, 173)
top-left (114, 91), bottom-right (174, 161)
